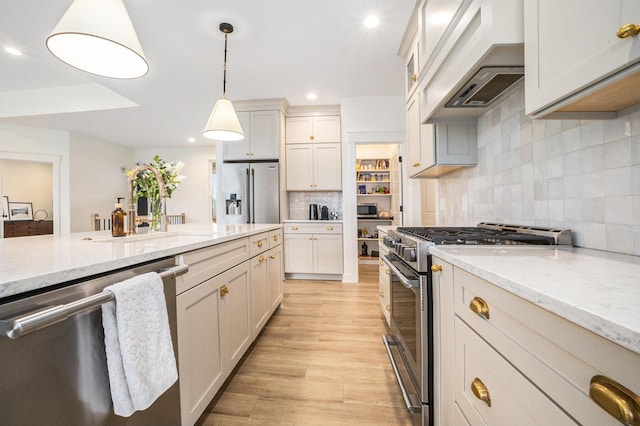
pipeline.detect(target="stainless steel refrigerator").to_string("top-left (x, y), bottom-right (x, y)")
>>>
top-left (220, 161), bottom-right (280, 224)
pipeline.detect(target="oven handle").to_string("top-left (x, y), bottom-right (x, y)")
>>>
top-left (382, 335), bottom-right (423, 414)
top-left (382, 256), bottom-right (420, 289)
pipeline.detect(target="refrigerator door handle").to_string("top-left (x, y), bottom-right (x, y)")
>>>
top-left (251, 168), bottom-right (256, 224)
top-left (245, 168), bottom-right (251, 224)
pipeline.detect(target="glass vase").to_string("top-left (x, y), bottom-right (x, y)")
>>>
top-left (148, 196), bottom-right (163, 232)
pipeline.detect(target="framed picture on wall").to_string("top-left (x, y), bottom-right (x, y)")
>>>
top-left (8, 202), bottom-right (33, 221)
top-left (2, 196), bottom-right (8, 219)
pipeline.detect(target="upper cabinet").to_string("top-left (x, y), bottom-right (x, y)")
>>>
top-left (525, 0), bottom-right (640, 119)
top-left (223, 110), bottom-right (282, 161)
top-left (405, 33), bottom-right (420, 99)
top-left (285, 116), bottom-right (341, 144)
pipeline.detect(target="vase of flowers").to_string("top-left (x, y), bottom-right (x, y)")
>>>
top-left (123, 155), bottom-right (185, 232)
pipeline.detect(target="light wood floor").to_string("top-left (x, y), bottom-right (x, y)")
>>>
top-left (196, 264), bottom-right (413, 425)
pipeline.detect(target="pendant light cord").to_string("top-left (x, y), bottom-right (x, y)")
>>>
top-left (222, 31), bottom-right (228, 97)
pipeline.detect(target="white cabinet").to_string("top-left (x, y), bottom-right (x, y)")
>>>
top-left (377, 227), bottom-right (390, 327)
top-left (525, 0), bottom-right (640, 119)
top-left (250, 248), bottom-right (270, 337)
top-left (405, 32), bottom-right (420, 99)
top-left (285, 115), bottom-right (341, 144)
top-left (445, 263), bottom-right (640, 426)
top-left (223, 110), bottom-right (281, 160)
top-left (283, 222), bottom-right (343, 276)
top-left (285, 143), bottom-right (341, 191)
top-left (407, 106), bottom-right (478, 179)
top-left (268, 243), bottom-right (283, 312)
top-left (249, 230), bottom-right (283, 337)
top-left (176, 260), bottom-right (251, 426)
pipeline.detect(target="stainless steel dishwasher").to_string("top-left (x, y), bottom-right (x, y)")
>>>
top-left (0, 257), bottom-right (188, 425)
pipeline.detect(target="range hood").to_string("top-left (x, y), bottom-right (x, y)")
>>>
top-left (444, 66), bottom-right (524, 108)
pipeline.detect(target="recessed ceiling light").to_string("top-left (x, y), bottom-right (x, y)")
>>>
top-left (5, 47), bottom-right (22, 56)
top-left (364, 15), bottom-right (380, 28)
top-left (307, 93), bottom-right (317, 100)
top-left (187, 137), bottom-right (196, 143)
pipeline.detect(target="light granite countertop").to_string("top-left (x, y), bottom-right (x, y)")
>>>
top-left (430, 246), bottom-right (640, 356)
top-left (0, 223), bottom-right (281, 299)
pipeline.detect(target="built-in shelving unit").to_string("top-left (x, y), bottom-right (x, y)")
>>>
top-left (356, 158), bottom-right (392, 263)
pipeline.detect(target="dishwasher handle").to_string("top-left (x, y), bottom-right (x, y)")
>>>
top-left (0, 264), bottom-right (189, 340)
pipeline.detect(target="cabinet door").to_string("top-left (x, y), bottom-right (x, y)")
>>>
top-left (406, 93), bottom-right (423, 176)
top-left (525, 0), bottom-right (640, 116)
top-left (312, 116), bottom-right (341, 142)
top-left (177, 277), bottom-right (223, 426)
top-left (285, 116), bottom-right (314, 144)
top-left (378, 258), bottom-right (390, 326)
top-left (251, 110), bottom-right (280, 159)
top-left (314, 234), bottom-right (343, 274)
top-left (313, 143), bottom-right (342, 191)
top-left (223, 111), bottom-right (252, 160)
top-left (285, 144), bottom-right (314, 190)
top-left (219, 261), bottom-right (252, 373)
top-left (284, 233), bottom-right (314, 273)
top-left (268, 245), bottom-right (283, 313)
top-left (405, 33), bottom-right (419, 98)
top-left (250, 254), bottom-right (270, 338)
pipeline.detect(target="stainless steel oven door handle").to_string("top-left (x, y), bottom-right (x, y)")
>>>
top-left (382, 256), bottom-right (419, 289)
top-left (383, 335), bottom-right (423, 414)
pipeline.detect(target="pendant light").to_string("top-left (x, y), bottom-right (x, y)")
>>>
top-left (46, 0), bottom-right (148, 79)
top-left (202, 23), bottom-right (244, 142)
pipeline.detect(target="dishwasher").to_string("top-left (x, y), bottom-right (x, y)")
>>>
top-left (0, 257), bottom-right (188, 425)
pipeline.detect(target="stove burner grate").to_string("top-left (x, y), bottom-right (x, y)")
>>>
top-left (396, 226), bottom-right (556, 245)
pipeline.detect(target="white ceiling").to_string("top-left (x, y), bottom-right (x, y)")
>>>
top-left (0, 0), bottom-right (413, 148)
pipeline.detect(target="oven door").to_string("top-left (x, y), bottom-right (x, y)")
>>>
top-left (382, 253), bottom-right (432, 425)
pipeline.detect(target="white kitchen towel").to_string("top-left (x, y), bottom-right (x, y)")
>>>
top-left (101, 272), bottom-right (178, 417)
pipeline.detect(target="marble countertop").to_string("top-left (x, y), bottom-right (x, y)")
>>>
top-left (282, 219), bottom-right (343, 223)
top-left (0, 223), bottom-right (281, 299)
top-left (430, 246), bottom-right (640, 356)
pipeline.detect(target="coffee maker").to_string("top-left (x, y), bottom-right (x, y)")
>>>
top-left (309, 204), bottom-right (319, 220)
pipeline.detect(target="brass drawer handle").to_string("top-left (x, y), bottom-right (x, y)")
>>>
top-left (258, 255), bottom-right (265, 262)
top-left (385, 305), bottom-right (390, 311)
top-left (412, 162), bottom-right (420, 167)
top-left (310, 135), bottom-right (314, 140)
top-left (270, 255), bottom-right (275, 259)
top-left (590, 375), bottom-right (640, 425)
top-left (258, 240), bottom-right (264, 247)
top-left (292, 226), bottom-right (298, 230)
top-left (273, 235), bottom-right (279, 241)
top-left (327, 226), bottom-right (334, 230)
top-left (618, 23), bottom-right (640, 39)
top-left (379, 260), bottom-right (384, 266)
top-left (385, 269), bottom-right (390, 275)
top-left (471, 378), bottom-right (491, 407)
top-left (431, 264), bottom-right (442, 272)
top-left (220, 284), bottom-right (229, 297)
top-left (470, 296), bottom-right (490, 320)
top-left (379, 291), bottom-right (384, 297)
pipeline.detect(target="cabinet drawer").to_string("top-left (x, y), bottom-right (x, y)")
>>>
top-left (177, 238), bottom-right (249, 294)
top-left (283, 223), bottom-right (342, 234)
top-left (455, 317), bottom-right (573, 425)
top-left (268, 228), bottom-right (282, 248)
top-left (454, 267), bottom-right (639, 425)
top-left (249, 232), bottom-right (269, 257)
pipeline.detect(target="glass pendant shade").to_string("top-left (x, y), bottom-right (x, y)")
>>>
top-left (46, 0), bottom-right (149, 79)
top-left (203, 97), bottom-right (244, 141)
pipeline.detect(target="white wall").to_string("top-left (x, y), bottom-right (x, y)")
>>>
top-left (436, 86), bottom-right (640, 256)
top-left (1, 160), bottom-right (53, 219)
top-left (340, 96), bottom-right (406, 283)
top-left (69, 134), bottom-right (130, 232)
top-left (131, 146), bottom-right (216, 224)
top-left (0, 123), bottom-right (71, 234)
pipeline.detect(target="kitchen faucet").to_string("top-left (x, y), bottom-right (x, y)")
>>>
top-left (127, 165), bottom-right (169, 235)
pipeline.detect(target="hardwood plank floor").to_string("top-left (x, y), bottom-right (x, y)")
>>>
top-left (196, 264), bottom-right (413, 425)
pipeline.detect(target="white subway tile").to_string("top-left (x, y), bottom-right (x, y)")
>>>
top-left (581, 145), bottom-right (605, 173)
top-left (580, 120), bottom-right (604, 148)
top-left (583, 197), bottom-right (604, 223)
top-left (605, 167), bottom-right (632, 196)
top-left (604, 137), bottom-right (631, 169)
top-left (605, 224), bottom-right (634, 253)
top-left (604, 196), bottom-right (632, 224)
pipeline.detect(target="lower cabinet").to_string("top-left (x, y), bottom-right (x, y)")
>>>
top-left (268, 244), bottom-right (283, 312)
top-left (283, 222), bottom-right (343, 276)
top-left (176, 261), bottom-right (251, 426)
top-left (430, 256), bottom-right (640, 426)
top-left (250, 251), bottom-right (270, 337)
top-left (377, 228), bottom-right (390, 327)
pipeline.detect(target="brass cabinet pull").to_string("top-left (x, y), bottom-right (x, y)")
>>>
top-left (327, 226), bottom-right (334, 230)
top-left (412, 74), bottom-right (417, 82)
top-left (258, 255), bottom-right (265, 262)
top-left (590, 375), bottom-right (640, 425)
top-left (412, 162), bottom-right (420, 167)
top-left (258, 240), bottom-right (264, 247)
top-left (379, 291), bottom-right (384, 297)
top-left (471, 378), bottom-right (491, 407)
top-left (618, 23), bottom-right (640, 39)
top-left (431, 264), bottom-right (442, 272)
top-left (386, 305), bottom-right (390, 311)
top-left (220, 284), bottom-right (229, 297)
top-left (470, 296), bottom-right (490, 320)
top-left (310, 135), bottom-right (314, 140)
top-left (379, 260), bottom-right (384, 266)
top-left (273, 235), bottom-right (279, 241)
top-left (270, 255), bottom-right (275, 259)
top-left (292, 226), bottom-right (298, 230)
top-left (385, 269), bottom-right (390, 275)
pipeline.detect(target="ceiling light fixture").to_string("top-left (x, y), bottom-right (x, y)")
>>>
top-left (364, 15), bottom-right (380, 28)
top-left (5, 47), bottom-right (22, 56)
top-left (307, 93), bottom-right (317, 100)
top-left (202, 23), bottom-right (244, 142)
top-left (46, 0), bottom-right (149, 79)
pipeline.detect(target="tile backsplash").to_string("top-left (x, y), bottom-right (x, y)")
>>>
top-left (437, 86), bottom-right (640, 255)
top-left (288, 192), bottom-right (342, 220)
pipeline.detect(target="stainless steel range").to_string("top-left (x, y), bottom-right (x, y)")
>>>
top-left (381, 222), bottom-right (571, 426)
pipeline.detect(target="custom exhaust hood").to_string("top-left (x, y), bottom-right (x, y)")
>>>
top-left (444, 66), bottom-right (524, 108)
